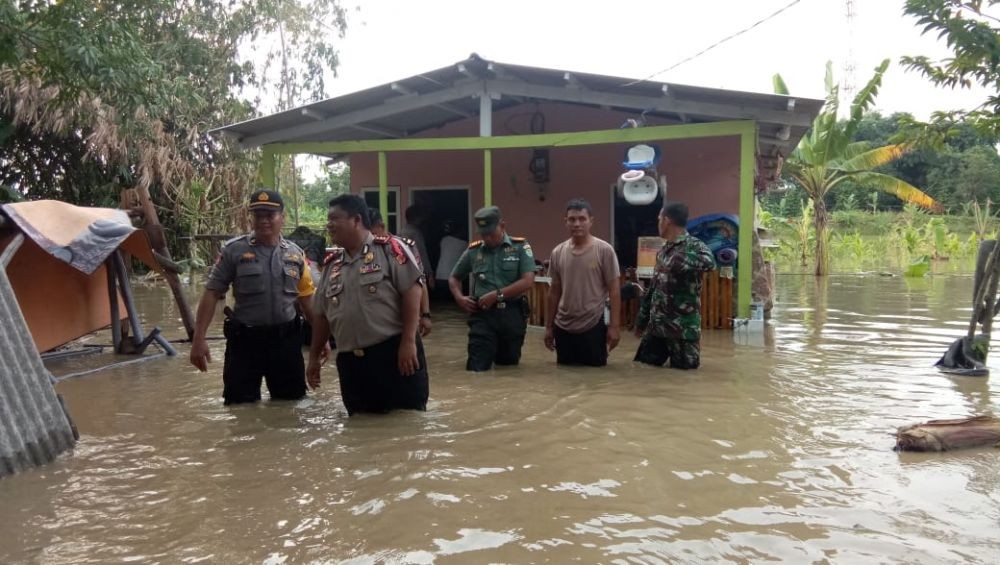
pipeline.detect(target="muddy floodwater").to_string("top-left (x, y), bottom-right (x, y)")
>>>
top-left (3, 275), bottom-right (1000, 563)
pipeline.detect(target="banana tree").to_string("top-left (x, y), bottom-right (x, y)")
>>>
top-left (776, 59), bottom-right (941, 276)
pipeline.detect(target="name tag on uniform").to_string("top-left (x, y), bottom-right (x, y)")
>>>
top-left (360, 263), bottom-right (382, 274)
top-left (503, 256), bottom-right (519, 262)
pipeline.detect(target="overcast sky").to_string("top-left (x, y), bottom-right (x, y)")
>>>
top-left (309, 0), bottom-right (992, 120)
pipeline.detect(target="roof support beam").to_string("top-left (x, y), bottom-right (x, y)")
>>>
top-left (349, 123), bottom-right (405, 138)
top-left (483, 79), bottom-right (815, 127)
top-left (479, 92), bottom-right (493, 137)
top-left (241, 80), bottom-right (485, 147)
top-left (392, 82), bottom-right (475, 119)
top-left (302, 108), bottom-right (328, 121)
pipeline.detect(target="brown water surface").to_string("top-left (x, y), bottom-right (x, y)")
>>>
top-left (2, 275), bottom-right (1000, 563)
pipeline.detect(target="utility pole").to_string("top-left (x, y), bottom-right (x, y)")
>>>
top-left (842, 0), bottom-right (857, 100)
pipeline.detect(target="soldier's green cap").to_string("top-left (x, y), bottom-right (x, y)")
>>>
top-left (473, 205), bottom-right (502, 235)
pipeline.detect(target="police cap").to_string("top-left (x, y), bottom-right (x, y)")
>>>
top-left (248, 189), bottom-right (284, 211)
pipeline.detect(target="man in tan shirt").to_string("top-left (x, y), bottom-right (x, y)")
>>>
top-left (544, 198), bottom-right (621, 366)
top-left (306, 194), bottom-right (428, 415)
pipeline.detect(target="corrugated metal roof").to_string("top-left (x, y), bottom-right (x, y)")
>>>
top-left (0, 233), bottom-right (77, 477)
top-left (212, 54), bottom-right (824, 174)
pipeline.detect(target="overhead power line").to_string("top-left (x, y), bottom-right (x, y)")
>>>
top-left (622, 0), bottom-right (805, 87)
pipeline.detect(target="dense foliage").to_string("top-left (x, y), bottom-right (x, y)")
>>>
top-left (764, 112), bottom-right (1000, 214)
top-left (0, 0), bottom-right (349, 255)
top-left (902, 0), bottom-right (1000, 138)
top-left (774, 60), bottom-right (940, 275)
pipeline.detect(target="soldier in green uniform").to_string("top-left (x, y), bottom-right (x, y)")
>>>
top-left (190, 189), bottom-right (328, 404)
top-left (449, 206), bottom-right (535, 372)
top-left (634, 201), bottom-right (716, 369)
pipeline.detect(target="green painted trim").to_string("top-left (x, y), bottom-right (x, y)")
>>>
top-left (259, 149), bottom-right (276, 188)
top-left (483, 149), bottom-right (492, 206)
top-left (737, 130), bottom-right (755, 318)
top-left (378, 152), bottom-right (388, 221)
top-left (263, 121), bottom-right (755, 154)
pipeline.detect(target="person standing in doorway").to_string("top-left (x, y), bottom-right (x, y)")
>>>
top-left (634, 201), bottom-right (715, 369)
top-left (544, 198), bottom-right (621, 366)
top-left (189, 189), bottom-right (327, 404)
top-left (449, 206), bottom-right (535, 372)
top-left (307, 194), bottom-right (429, 415)
top-left (435, 219), bottom-right (467, 298)
top-left (401, 205), bottom-right (434, 291)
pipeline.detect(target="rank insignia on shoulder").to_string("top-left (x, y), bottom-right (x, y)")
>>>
top-left (510, 236), bottom-right (526, 242)
top-left (468, 240), bottom-right (484, 249)
top-left (323, 247), bottom-right (345, 266)
top-left (383, 237), bottom-right (408, 265)
top-left (373, 235), bottom-right (391, 245)
top-left (399, 236), bottom-right (416, 247)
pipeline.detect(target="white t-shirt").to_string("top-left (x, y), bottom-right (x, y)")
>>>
top-left (437, 235), bottom-right (468, 280)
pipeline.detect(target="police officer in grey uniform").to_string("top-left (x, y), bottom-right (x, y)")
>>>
top-left (307, 194), bottom-right (429, 415)
top-left (449, 206), bottom-right (535, 372)
top-left (190, 189), bottom-right (327, 404)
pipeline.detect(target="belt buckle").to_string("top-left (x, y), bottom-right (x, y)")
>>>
top-left (496, 302), bottom-right (507, 309)
top-left (352, 348), bottom-right (365, 357)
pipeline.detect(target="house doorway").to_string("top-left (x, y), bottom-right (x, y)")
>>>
top-left (408, 186), bottom-right (470, 279)
top-left (611, 185), bottom-right (663, 269)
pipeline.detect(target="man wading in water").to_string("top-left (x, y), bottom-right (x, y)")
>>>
top-left (543, 198), bottom-right (622, 366)
top-left (633, 201), bottom-right (715, 369)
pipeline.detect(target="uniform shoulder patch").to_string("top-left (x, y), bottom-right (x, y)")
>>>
top-left (323, 246), bottom-right (345, 266)
top-left (510, 236), bottom-right (527, 243)
top-left (398, 236), bottom-right (416, 247)
top-left (468, 240), bottom-right (484, 249)
top-left (373, 235), bottom-right (391, 245)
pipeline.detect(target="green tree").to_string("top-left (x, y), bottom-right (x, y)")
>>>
top-left (901, 0), bottom-right (1000, 138)
top-left (0, 0), bottom-right (348, 253)
top-left (952, 146), bottom-right (1000, 203)
top-left (775, 60), bottom-right (941, 275)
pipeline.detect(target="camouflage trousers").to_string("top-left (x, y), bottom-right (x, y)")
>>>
top-left (634, 334), bottom-right (700, 369)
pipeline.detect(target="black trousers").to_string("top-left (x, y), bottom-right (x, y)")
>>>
top-left (554, 317), bottom-right (608, 366)
top-left (335, 334), bottom-right (429, 415)
top-left (222, 317), bottom-right (306, 405)
top-left (466, 299), bottom-right (528, 371)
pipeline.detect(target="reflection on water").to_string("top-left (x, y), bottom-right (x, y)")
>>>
top-left (3, 275), bottom-right (1000, 563)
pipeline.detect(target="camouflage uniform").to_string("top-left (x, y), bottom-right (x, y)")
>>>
top-left (634, 233), bottom-right (715, 369)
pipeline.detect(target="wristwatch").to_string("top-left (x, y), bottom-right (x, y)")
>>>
top-left (420, 312), bottom-right (432, 319)
top-left (496, 290), bottom-right (505, 303)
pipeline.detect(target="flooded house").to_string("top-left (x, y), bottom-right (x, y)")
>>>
top-left (216, 54), bottom-right (823, 323)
